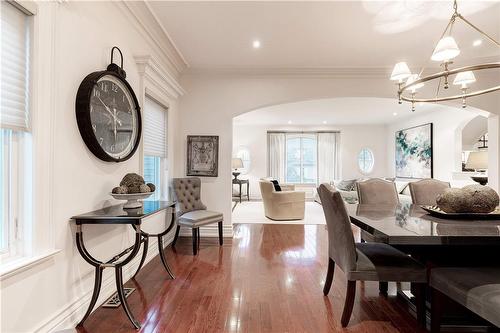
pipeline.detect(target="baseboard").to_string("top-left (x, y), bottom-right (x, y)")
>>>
top-left (34, 232), bottom-right (175, 333)
top-left (178, 223), bottom-right (234, 238)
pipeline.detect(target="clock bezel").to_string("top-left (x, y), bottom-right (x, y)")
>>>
top-left (76, 70), bottom-right (142, 162)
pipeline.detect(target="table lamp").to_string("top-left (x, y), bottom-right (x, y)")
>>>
top-left (232, 158), bottom-right (244, 180)
top-left (466, 151), bottom-right (488, 185)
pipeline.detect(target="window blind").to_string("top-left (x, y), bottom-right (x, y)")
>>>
top-left (143, 97), bottom-right (167, 157)
top-left (1, 2), bottom-right (31, 132)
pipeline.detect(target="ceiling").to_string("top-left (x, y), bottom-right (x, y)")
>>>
top-left (149, 1), bottom-right (500, 69)
top-left (232, 97), bottom-right (482, 126)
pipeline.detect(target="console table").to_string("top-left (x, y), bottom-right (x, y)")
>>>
top-left (71, 200), bottom-right (176, 329)
top-left (232, 178), bottom-right (250, 203)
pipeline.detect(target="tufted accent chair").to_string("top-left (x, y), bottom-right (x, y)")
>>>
top-left (172, 177), bottom-right (223, 255)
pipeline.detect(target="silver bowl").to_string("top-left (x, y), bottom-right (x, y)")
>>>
top-left (110, 192), bottom-right (154, 209)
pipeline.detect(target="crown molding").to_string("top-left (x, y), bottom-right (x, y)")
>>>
top-left (116, 1), bottom-right (188, 77)
top-left (182, 67), bottom-right (396, 78)
top-left (135, 55), bottom-right (186, 99)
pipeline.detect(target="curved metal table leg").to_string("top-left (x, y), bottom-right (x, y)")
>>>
top-left (115, 266), bottom-right (140, 329)
top-left (77, 266), bottom-right (103, 326)
top-left (158, 235), bottom-right (175, 279)
top-left (132, 235), bottom-right (149, 279)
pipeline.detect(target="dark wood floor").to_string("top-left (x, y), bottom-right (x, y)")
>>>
top-left (77, 224), bottom-right (427, 333)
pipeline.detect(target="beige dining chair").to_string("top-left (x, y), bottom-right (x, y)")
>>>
top-left (318, 183), bottom-right (427, 327)
top-left (172, 177), bottom-right (223, 255)
top-left (409, 179), bottom-right (450, 206)
top-left (356, 178), bottom-right (399, 205)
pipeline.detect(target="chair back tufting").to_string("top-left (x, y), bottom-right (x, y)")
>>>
top-left (172, 177), bottom-right (207, 215)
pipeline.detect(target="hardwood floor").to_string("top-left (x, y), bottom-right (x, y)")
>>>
top-left (77, 224), bottom-right (427, 333)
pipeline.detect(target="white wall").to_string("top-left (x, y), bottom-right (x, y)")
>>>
top-left (386, 106), bottom-right (482, 183)
top-left (233, 123), bottom-right (388, 199)
top-left (1, 2), bottom-right (183, 332)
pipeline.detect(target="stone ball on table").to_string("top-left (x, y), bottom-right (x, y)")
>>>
top-left (119, 173), bottom-right (145, 188)
top-left (462, 184), bottom-right (499, 213)
top-left (139, 184), bottom-right (151, 193)
top-left (436, 188), bottom-right (470, 213)
top-left (147, 183), bottom-right (156, 192)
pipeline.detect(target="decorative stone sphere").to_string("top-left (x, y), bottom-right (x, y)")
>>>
top-left (147, 183), bottom-right (156, 192)
top-left (112, 185), bottom-right (129, 194)
top-left (139, 184), bottom-right (151, 193)
top-left (436, 188), bottom-right (470, 213)
top-left (436, 185), bottom-right (499, 213)
top-left (119, 173), bottom-right (145, 188)
top-left (127, 185), bottom-right (141, 194)
top-left (462, 184), bottom-right (499, 213)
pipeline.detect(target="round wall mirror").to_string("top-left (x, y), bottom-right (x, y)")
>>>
top-left (358, 148), bottom-right (374, 174)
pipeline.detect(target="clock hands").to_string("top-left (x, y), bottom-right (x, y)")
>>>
top-left (96, 96), bottom-right (124, 143)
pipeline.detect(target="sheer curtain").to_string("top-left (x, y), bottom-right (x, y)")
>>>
top-left (268, 132), bottom-right (285, 182)
top-left (317, 132), bottom-right (340, 184)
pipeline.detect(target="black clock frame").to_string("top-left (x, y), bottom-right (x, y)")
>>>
top-left (75, 48), bottom-right (141, 163)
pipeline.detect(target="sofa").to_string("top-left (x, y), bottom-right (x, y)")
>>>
top-left (259, 179), bottom-right (306, 220)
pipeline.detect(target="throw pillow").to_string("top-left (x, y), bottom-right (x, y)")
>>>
top-left (337, 179), bottom-right (357, 191)
top-left (270, 180), bottom-right (282, 191)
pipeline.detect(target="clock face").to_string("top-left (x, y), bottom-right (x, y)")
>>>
top-left (89, 75), bottom-right (139, 159)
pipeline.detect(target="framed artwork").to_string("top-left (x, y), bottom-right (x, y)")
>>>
top-left (187, 135), bottom-right (219, 177)
top-left (395, 123), bottom-right (433, 178)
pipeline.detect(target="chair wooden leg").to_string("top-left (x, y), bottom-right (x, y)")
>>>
top-left (414, 283), bottom-right (427, 328)
top-left (323, 258), bottom-right (335, 296)
top-left (379, 281), bottom-right (388, 295)
top-left (431, 288), bottom-right (444, 333)
top-left (218, 221), bottom-right (223, 246)
top-left (172, 225), bottom-right (180, 247)
top-left (192, 228), bottom-right (198, 255)
top-left (341, 280), bottom-right (356, 327)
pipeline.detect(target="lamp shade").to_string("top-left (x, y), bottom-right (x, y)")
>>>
top-left (405, 74), bottom-right (424, 92)
top-left (232, 158), bottom-right (244, 169)
top-left (466, 151), bottom-right (488, 170)
top-left (453, 71), bottom-right (476, 88)
top-left (431, 36), bottom-right (460, 62)
top-left (390, 62), bottom-right (411, 82)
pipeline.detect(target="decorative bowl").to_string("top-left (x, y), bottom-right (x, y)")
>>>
top-left (110, 192), bottom-right (153, 209)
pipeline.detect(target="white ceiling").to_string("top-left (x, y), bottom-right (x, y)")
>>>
top-left (149, 1), bottom-right (500, 69)
top-left (232, 97), bottom-right (478, 125)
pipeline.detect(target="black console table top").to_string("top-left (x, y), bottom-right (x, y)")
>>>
top-left (71, 200), bottom-right (175, 225)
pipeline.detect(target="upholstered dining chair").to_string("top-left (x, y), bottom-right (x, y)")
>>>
top-left (172, 177), bottom-right (223, 255)
top-left (318, 184), bottom-right (427, 327)
top-left (409, 178), bottom-right (450, 206)
top-left (356, 178), bottom-right (399, 205)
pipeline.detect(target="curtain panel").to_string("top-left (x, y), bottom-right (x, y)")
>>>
top-left (267, 132), bottom-right (285, 182)
top-left (317, 132), bottom-right (340, 184)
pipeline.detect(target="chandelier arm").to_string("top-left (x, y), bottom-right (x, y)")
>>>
top-left (456, 14), bottom-right (500, 47)
top-left (399, 63), bottom-right (500, 93)
top-left (401, 85), bottom-right (500, 103)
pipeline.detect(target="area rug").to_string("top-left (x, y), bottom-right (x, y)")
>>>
top-left (232, 201), bottom-right (326, 225)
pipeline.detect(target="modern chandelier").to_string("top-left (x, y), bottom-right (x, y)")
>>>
top-left (390, 0), bottom-right (500, 111)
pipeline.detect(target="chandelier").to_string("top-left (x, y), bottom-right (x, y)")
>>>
top-left (390, 0), bottom-right (500, 111)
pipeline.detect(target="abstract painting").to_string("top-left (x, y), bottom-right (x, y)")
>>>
top-left (187, 135), bottom-right (219, 177)
top-left (395, 123), bottom-right (433, 178)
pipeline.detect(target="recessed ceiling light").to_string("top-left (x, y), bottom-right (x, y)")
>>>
top-left (252, 40), bottom-right (261, 49)
top-left (393, 112), bottom-right (398, 116)
top-left (473, 39), bottom-right (482, 47)
top-left (322, 120), bottom-right (327, 124)
top-left (287, 120), bottom-right (292, 124)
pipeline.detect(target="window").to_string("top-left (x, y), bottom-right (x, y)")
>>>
top-left (358, 148), bottom-right (374, 174)
top-left (143, 97), bottom-right (168, 201)
top-left (1, 2), bottom-right (33, 260)
top-left (285, 134), bottom-right (317, 184)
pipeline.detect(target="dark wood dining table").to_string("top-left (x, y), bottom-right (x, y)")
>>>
top-left (346, 203), bottom-right (500, 330)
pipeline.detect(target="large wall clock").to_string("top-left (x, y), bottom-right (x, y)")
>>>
top-left (76, 47), bottom-right (141, 162)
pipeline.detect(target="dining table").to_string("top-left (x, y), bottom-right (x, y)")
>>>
top-left (345, 202), bottom-right (500, 330)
